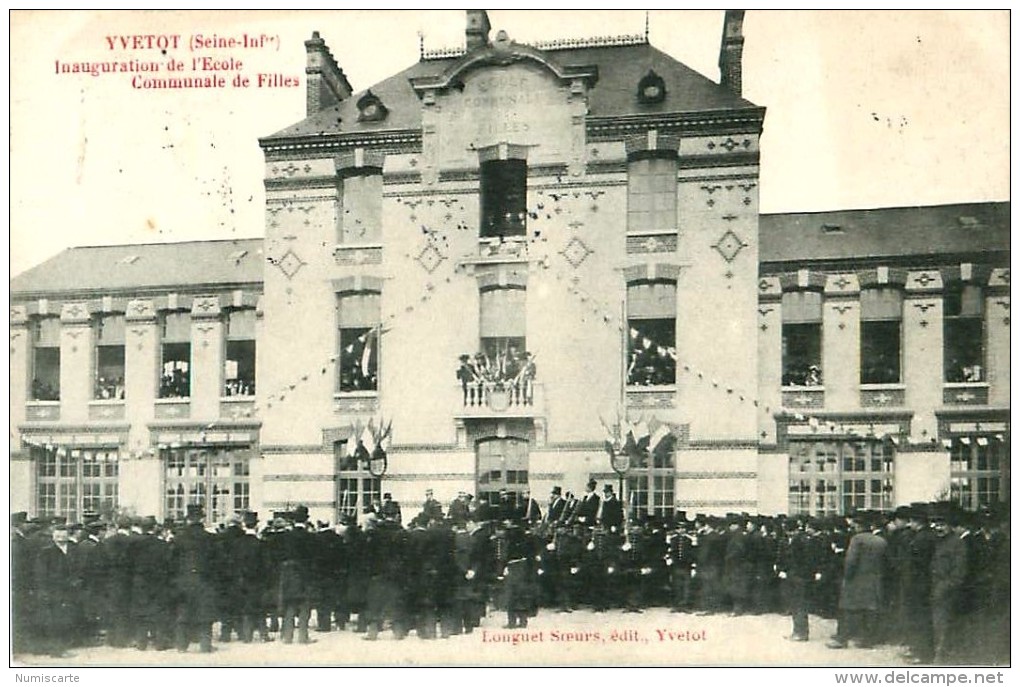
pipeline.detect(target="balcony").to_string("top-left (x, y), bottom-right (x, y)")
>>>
top-left (454, 382), bottom-right (544, 418)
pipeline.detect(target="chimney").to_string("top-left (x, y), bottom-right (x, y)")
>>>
top-left (718, 10), bottom-right (745, 97)
top-left (466, 10), bottom-right (491, 51)
top-left (305, 31), bottom-right (354, 116)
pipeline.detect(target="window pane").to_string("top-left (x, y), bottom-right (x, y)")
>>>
top-left (224, 340), bottom-right (256, 396)
top-left (339, 327), bottom-right (378, 391)
top-left (32, 348), bottom-right (60, 400)
top-left (782, 322), bottom-right (822, 386)
top-left (481, 159), bottom-right (527, 238)
top-left (861, 320), bottom-right (901, 384)
top-left (95, 345), bottom-right (126, 400)
top-left (628, 318), bottom-right (676, 385)
top-left (944, 318), bottom-right (984, 382)
top-left (340, 172), bottom-right (383, 244)
top-left (160, 343), bottom-right (191, 398)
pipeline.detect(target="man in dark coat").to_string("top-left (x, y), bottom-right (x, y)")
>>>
top-left (33, 524), bottom-right (78, 657)
top-left (777, 517), bottom-right (823, 641)
top-left (575, 480), bottom-right (601, 527)
top-left (235, 511), bottom-right (270, 642)
top-left (363, 513), bottom-right (409, 640)
top-left (597, 484), bottom-right (624, 531)
top-left (546, 486), bottom-right (567, 525)
top-left (132, 517), bottom-right (172, 650)
top-left (276, 505), bottom-right (316, 644)
top-left (930, 509), bottom-right (968, 664)
top-left (171, 505), bottom-right (219, 652)
top-left (903, 508), bottom-right (936, 663)
top-left (828, 514), bottom-right (888, 649)
top-left (102, 516), bottom-right (136, 648)
top-left (666, 519), bottom-right (696, 613)
top-left (723, 516), bottom-right (753, 615)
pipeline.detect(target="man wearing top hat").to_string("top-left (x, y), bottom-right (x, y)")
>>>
top-left (171, 503), bottom-right (219, 652)
top-left (827, 513), bottom-right (888, 649)
top-left (597, 484), bottom-right (624, 532)
top-left (575, 479), bottom-right (601, 527)
top-left (33, 522), bottom-right (78, 657)
top-left (546, 486), bottom-right (566, 524)
top-left (277, 505), bottom-right (316, 644)
top-left (929, 504), bottom-right (968, 664)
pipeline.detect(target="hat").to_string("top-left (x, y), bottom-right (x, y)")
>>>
top-left (292, 505), bottom-right (309, 523)
top-left (587, 479), bottom-right (598, 490)
top-left (602, 484), bottom-right (614, 494)
top-left (141, 515), bottom-right (159, 532)
top-left (383, 493), bottom-right (392, 500)
top-left (459, 354), bottom-right (470, 362)
top-left (551, 486), bottom-right (562, 496)
top-left (185, 504), bottom-right (205, 522)
top-left (242, 511), bottom-right (259, 528)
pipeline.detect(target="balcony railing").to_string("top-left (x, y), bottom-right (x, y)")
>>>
top-left (456, 382), bottom-right (543, 417)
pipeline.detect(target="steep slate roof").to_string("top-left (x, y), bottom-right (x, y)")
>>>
top-left (10, 238), bottom-right (264, 298)
top-left (263, 41), bottom-right (758, 141)
top-left (760, 202), bottom-right (1010, 266)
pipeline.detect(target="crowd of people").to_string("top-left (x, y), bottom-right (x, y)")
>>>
top-left (11, 483), bottom-right (1009, 665)
top-left (457, 347), bottom-right (536, 407)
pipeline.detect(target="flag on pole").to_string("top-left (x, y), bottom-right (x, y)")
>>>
top-left (633, 418), bottom-right (651, 450)
top-left (361, 419), bottom-right (376, 454)
top-left (648, 418), bottom-right (670, 454)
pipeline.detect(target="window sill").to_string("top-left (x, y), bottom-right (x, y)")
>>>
top-left (27, 400), bottom-right (61, 406)
top-left (334, 391), bottom-right (379, 399)
top-left (155, 397), bottom-right (191, 403)
top-left (626, 385), bottom-right (677, 392)
top-left (626, 228), bottom-right (678, 237)
top-left (89, 399), bottom-right (125, 404)
top-left (781, 385), bottom-right (825, 392)
top-left (334, 243), bottom-right (383, 251)
top-left (859, 383), bottom-right (905, 391)
top-left (943, 381), bottom-right (988, 388)
top-left (221, 395), bottom-right (256, 401)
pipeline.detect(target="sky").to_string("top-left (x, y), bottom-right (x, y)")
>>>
top-left (9, 10), bottom-right (1010, 275)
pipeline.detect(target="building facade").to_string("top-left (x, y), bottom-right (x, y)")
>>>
top-left (9, 11), bottom-right (1010, 524)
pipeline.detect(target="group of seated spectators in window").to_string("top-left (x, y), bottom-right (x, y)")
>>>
top-left (457, 347), bottom-right (537, 406)
top-left (782, 364), bottom-right (823, 387)
top-left (94, 376), bottom-right (125, 400)
top-left (159, 367), bottom-right (190, 399)
top-left (31, 379), bottom-right (60, 402)
top-left (223, 378), bottom-right (255, 397)
top-left (945, 360), bottom-right (983, 383)
top-left (627, 328), bottom-right (677, 386)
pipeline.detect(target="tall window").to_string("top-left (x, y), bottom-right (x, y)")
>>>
top-left (476, 437), bottom-right (529, 509)
top-left (782, 291), bottom-right (823, 386)
top-left (35, 446), bottom-right (119, 520)
top-left (31, 317), bottom-right (61, 401)
top-left (788, 440), bottom-right (893, 516)
top-left (944, 284), bottom-right (984, 382)
top-left (478, 286), bottom-right (527, 389)
top-left (949, 436), bottom-right (1009, 510)
top-left (338, 170), bottom-right (383, 244)
top-left (94, 314), bottom-right (126, 400)
top-left (860, 288), bottom-right (903, 384)
top-left (160, 311), bottom-right (191, 398)
top-left (480, 159), bottom-right (527, 238)
top-left (627, 156), bottom-right (677, 234)
top-left (334, 441), bottom-right (382, 519)
top-left (163, 446), bottom-right (251, 522)
top-left (338, 291), bottom-right (380, 392)
top-left (224, 309), bottom-right (256, 396)
top-left (626, 435), bottom-right (676, 517)
top-left (627, 280), bottom-right (677, 386)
